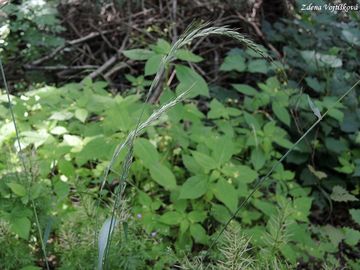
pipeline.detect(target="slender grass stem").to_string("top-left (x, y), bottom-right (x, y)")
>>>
top-left (0, 58), bottom-right (50, 270)
top-left (97, 22), bottom-right (280, 269)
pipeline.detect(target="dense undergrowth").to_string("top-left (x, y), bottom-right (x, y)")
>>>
top-left (0, 1), bottom-right (360, 269)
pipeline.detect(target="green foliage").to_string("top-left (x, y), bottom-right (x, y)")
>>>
top-left (0, 0), bottom-right (64, 68)
top-left (0, 221), bottom-right (36, 269)
top-left (0, 6), bottom-right (359, 269)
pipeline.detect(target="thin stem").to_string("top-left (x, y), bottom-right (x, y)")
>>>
top-left (96, 23), bottom-right (280, 269)
top-left (0, 58), bottom-right (50, 270)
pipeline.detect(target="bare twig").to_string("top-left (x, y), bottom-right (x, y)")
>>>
top-left (28, 30), bottom-right (117, 67)
top-left (23, 65), bottom-right (99, 70)
top-left (88, 35), bottom-right (129, 79)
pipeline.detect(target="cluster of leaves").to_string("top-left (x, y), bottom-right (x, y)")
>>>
top-left (0, 0), bottom-right (64, 82)
top-left (264, 5), bottom-right (360, 267)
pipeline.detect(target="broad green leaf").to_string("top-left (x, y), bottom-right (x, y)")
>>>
top-left (159, 211), bottom-right (182, 225)
top-left (63, 134), bottom-right (83, 147)
top-left (76, 136), bottom-right (113, 165)
top-left (211, 204), bottom-right (232, 224)
top-left (149, 163), bottom-right (177, 190)
top-left (247, 59), bottom-right (268, 74)
top-left (324, 138), bottom-right (347, 154)
top-left (349, 209), bottom-right (360, 225)
top-left (208, 99), bottom-right (228, 119)
top-left (182, 154), bottom-right (203, 174)
top-left (239, 210), bottom-right (262, 225)
top-left (220, 54), bottom-right (246, 72)
top-left (49, 111), bottom-right (73, 121)
top-left (251, 147), bottom-right (266, 170)
top-left (50, 126), bottom-right (68, 135)
top-left (20, 130), bottom-right (50, 149)
top-left (213, 179), bottom-right (238, 213)
top-left (341, 29), bottom-right (360, 46)
top-left (10, 217), bottom-right (31, 239)
top-left (221, 164), bottom-right (256, 184)
top-left (190, 223), bottom-right (209, 245)
top-left (175, 65), bottom-right (209, 98)
top-left (180, 219), bottom-right (190, 234)
top-left (232, 84), bottom-right (258, 96)
top-left (273, 137), bottom-right (294, 149)
top-left (211, 137), bottom-right (234, 166)
top-left (323, 225), bottom-right (344, 246)
top-left (305, 77), bottom-right (325, 93)
top-left (75, 108), bottom-right (88, 123)
top-left (145, 54), bottom-right (163, 76)
top-left (341, 110), bottom-right (360, 133)
top-left (179, 175), bottom-right (208, 199)
top-left (330, 186), bottom-right (358, 202)
top-left (175, 49), bottom-right (203, 62)
top-left (273, 166), bottom-right (295, 181)
top-left (272, 102), bottom-right (291, 126)
top-left (243, 112), bottom-right (261, 130)
top-left (104, 105), bottom-right (134, 132)
top-left (253, 200), bottom-right (277, 217)
top-left (188, 211), bottom-right (207, 223)
top-left (328, 108), bottom-right (344, 122)
top-left (152, 39), bottom-right (171, 54)
top-left (134, 138), bottom-right (159, 167)
top-left (123, 49), bottom-right (154, 60)
top-left (301, 50), bottom-right (342, 68)
top-left (54, 181), bottom-right (69, 198)
top-left (344, 227), bottom-right (360, 246)
top-left (293, 197), bottom-right (313, 222)
top-left (30, 183), bottom-right (43, 200)
top-left (7, 182), bottom-right (27, 197)
top-left (191, 151), bottom-right (217, 172)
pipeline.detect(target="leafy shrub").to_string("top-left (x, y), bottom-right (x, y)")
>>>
top-left (0, 8), bottom-right (359, 269)
top-left (0, 0), bottom-right (64, 84)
